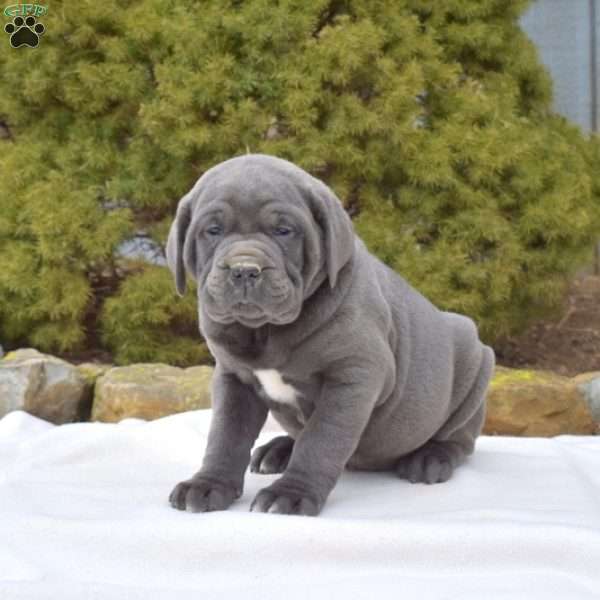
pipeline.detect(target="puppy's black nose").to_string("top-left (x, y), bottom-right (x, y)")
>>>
top-left (230, 263), bottom-right (262, 286)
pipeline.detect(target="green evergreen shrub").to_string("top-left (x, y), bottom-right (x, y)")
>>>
top-left (0, 0), bottom-right (598, 363)
top-left (100, 267), bottom-right (210, 366)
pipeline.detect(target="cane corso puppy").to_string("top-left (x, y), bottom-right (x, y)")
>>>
top-left (166, 154), bottom-right (494, 516)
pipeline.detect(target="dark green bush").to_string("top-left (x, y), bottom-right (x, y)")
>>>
top-left (0, 0), bottom-right (598, 363)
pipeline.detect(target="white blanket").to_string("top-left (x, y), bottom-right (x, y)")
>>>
top-left (1, 409), bottom-right (599, 600)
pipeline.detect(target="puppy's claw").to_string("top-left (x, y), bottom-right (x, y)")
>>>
top-left (250, 489), bottom-right (275, 513)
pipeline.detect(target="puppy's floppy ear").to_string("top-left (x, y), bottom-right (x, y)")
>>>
top-left (307, 178), bottom-right (355, 288)
top-left (166, 192), bottom-right (194, 297)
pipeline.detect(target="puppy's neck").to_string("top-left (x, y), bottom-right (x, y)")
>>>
top-left (204, 321), bottom-right (270, 360)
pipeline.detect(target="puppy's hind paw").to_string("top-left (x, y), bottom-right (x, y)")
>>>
top-left (250, 435), bottom-right (294, 474)
top-left (395, 440), bottom-right (463, 485)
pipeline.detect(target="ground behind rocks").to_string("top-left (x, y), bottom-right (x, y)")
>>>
top-left (495, 274), bottom-right (600, 376)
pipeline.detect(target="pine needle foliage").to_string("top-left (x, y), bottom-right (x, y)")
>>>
top-left (0, 0), bottom-right (598, 362)
top-left (100, 267), bottom-right (210, 366)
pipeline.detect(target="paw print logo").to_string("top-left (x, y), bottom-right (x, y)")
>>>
top-left (4, 15), bottom-right (45, 48)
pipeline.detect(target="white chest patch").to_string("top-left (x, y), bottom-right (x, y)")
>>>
top-left (253, 369), bottom-right (298, 405)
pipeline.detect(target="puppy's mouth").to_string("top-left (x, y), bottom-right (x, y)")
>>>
top-left (231, 302), bottom-right (264, 316)
top-left (204, 291), bottom-right (302, 328)
top-left (207, 303), bottom-right (270, 328)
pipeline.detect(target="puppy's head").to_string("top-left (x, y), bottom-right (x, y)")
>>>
top-left (166, 154), bottom-right (355, 328)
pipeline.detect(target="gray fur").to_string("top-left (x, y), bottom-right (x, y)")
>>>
top-left (166, 154), bottom-right (495, 516)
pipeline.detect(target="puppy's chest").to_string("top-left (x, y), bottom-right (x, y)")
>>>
top-left (250, 367), bottom-right (317, 424)
top-left (253, 369), bottom-right (298, 405)
top-left (207, 331), bottom-right (318, 418)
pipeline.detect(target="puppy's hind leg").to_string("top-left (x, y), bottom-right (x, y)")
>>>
top-left (250, 435), bottom-right (294, 474)
top-left (396, 345), bottom-right (494, 484)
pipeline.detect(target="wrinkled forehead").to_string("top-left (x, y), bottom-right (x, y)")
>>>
top-left (192, 161), bottom-right (308, 216)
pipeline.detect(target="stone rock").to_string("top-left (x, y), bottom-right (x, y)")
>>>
top-left (75, 362), bottom-right (113, 387)
top-left (572, 371), bottom-right (600, 422)
top-left (92, 363), bottom-right (213, 422)
top-left (484, 366), bottom-right (597, 436)
top-left (74, 362), bottom-right (114, 421)
top-left (101, 199), bottom-right (130, 211)
top-left (115, 233), bottom-right (167, 267)
top-left (0, 348), bottom-right (89, 424)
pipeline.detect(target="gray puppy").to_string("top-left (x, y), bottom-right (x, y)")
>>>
top-left (166, 154), bottom-right (494, 516)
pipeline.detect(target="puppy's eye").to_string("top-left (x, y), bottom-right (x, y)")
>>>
top-left (274, 226), bottom-right (293, 237)
top-left (206, 224), bottom-right (223, 236)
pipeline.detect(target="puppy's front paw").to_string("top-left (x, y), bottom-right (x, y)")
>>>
top-left (250, 478), bottom-right (322, 516)
top-left (169, 475), bottom-right (241, 512)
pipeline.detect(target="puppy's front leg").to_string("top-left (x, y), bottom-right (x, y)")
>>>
top-left (251, 370), bottom-right (379, 516)
top-left (170, 366), bottom-right (268, 512)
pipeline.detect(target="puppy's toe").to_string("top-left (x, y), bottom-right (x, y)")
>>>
top-left (422, 455), bottom-right (453, 484)
top-left (396, 441), bottom-right (457, 484)
top-left (250, 479), bottom-right (322, 516)
top-left (168, 476), bottom-right (239, 512)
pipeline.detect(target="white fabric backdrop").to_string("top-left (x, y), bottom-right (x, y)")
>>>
top-left (1, 409), bottom-right (599, 599)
